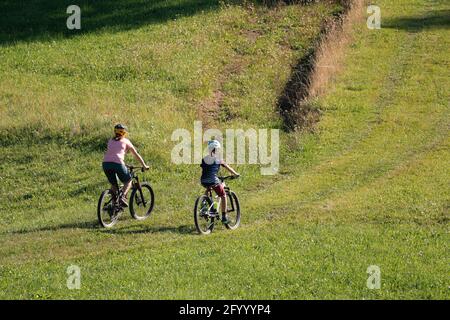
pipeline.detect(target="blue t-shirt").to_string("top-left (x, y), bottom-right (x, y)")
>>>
top-left (200, 155), bottom-right (223, 185)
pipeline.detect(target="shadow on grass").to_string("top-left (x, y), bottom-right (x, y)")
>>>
top-left (6, 220), bottom-right (195, 236)
top-left (383, 9), bottom-right (450, 32)
top-left (0, 0), bottom-right (221, 46)
top-left (8, 220), bottom-right (99, 235)
top-left (100, 224), bottom-right (195, 235)
top-left (1, 124), bottom-right (109, 152)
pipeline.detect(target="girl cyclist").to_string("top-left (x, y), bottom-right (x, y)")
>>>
top-left (102, 124), bottom-right (149, 207)
top-left (200, 140), bottom-right (239, 224)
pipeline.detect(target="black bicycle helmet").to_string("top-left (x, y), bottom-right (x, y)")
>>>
top-left (114, 123), bottom-right (128, 131)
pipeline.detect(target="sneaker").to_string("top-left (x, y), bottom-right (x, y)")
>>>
top-left (119, 196), bottom-right (129, 208)
top-left (221, 214), bottom-right (230, 224)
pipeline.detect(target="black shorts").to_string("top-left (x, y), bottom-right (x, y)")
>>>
top-left (102, 162), bottom-right (132, 186)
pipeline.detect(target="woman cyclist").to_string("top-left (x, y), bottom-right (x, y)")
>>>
top-left (102, 124), bottom-right (149, 207)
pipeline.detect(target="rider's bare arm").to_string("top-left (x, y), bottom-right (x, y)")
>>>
top-left (222, 162), bottom-right (239, 176)
top-left (129, 146), bottom-right (149, 170)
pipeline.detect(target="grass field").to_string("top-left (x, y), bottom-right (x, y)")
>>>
top-left (0, 0), bottom-right (449, 299)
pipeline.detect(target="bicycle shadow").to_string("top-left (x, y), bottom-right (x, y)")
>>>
top-left (100, 224), bottom-right (195, 235)
top-left (5, 217), bottom-right (195, 236)
top-left (7, 220), bottom-right (99, 235)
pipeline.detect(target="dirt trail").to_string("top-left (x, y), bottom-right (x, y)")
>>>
top-left (278, 0), bottom-right (363, 131)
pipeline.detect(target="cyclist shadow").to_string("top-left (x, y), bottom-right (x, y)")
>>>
top-left (100, 224), bottom-right (195, 235)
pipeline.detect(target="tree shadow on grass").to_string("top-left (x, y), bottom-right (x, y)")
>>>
top-left (383, 9), bottom-right (450, 32)
top-left (0, 0), bottom-right (221, 46)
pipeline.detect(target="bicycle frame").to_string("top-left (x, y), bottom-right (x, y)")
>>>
top-left (111, 167), bottom-right (145, 205)
top-left (204, 184), bottom-right (236, 215)
top-left (204, 188), bottom-right (220, 216)
top-left (129, 167), bottom-right (147, 207)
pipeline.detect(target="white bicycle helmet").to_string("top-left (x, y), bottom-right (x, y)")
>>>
top-left (207, 139), bottom-right (221, 151)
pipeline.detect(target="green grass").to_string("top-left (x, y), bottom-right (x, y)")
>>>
top-left (0, 0), bottom-right (449, 299)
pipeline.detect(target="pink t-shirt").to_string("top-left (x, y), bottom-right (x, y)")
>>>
top-left (103, 138), bottom-right (135, 164)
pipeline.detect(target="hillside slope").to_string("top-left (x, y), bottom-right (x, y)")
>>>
top-left (0, 0), bottom-right (449, 299)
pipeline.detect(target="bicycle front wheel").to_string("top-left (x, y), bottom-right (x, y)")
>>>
top-left (129, 182), bottom-right (155, 220)
top-left (194, 195), bottom-right (215, 235)
top-left (97, 189), bottom-right (119, 228)
top-left (225, 191), bottom-right (241, 230)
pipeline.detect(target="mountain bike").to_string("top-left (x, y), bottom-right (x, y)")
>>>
top-left (97, 165), bottom-right (155, 228)
top-left (194, 176), bottom-right (241, 235)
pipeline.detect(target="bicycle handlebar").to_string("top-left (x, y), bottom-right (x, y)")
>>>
top-left (219, 175), bottom-right (240, 181)
top-left (126, 165), bottom-right (149, 172)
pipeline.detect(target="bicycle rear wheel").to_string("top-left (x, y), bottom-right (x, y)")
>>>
top-left (97, 189), bottom-right (119, 228)
top-left (194, 195), bottom-right (215, 235)
top-left (225, 191), bottom-right (240, 230)
top-left (129, 182), bottom-right (155, 220)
